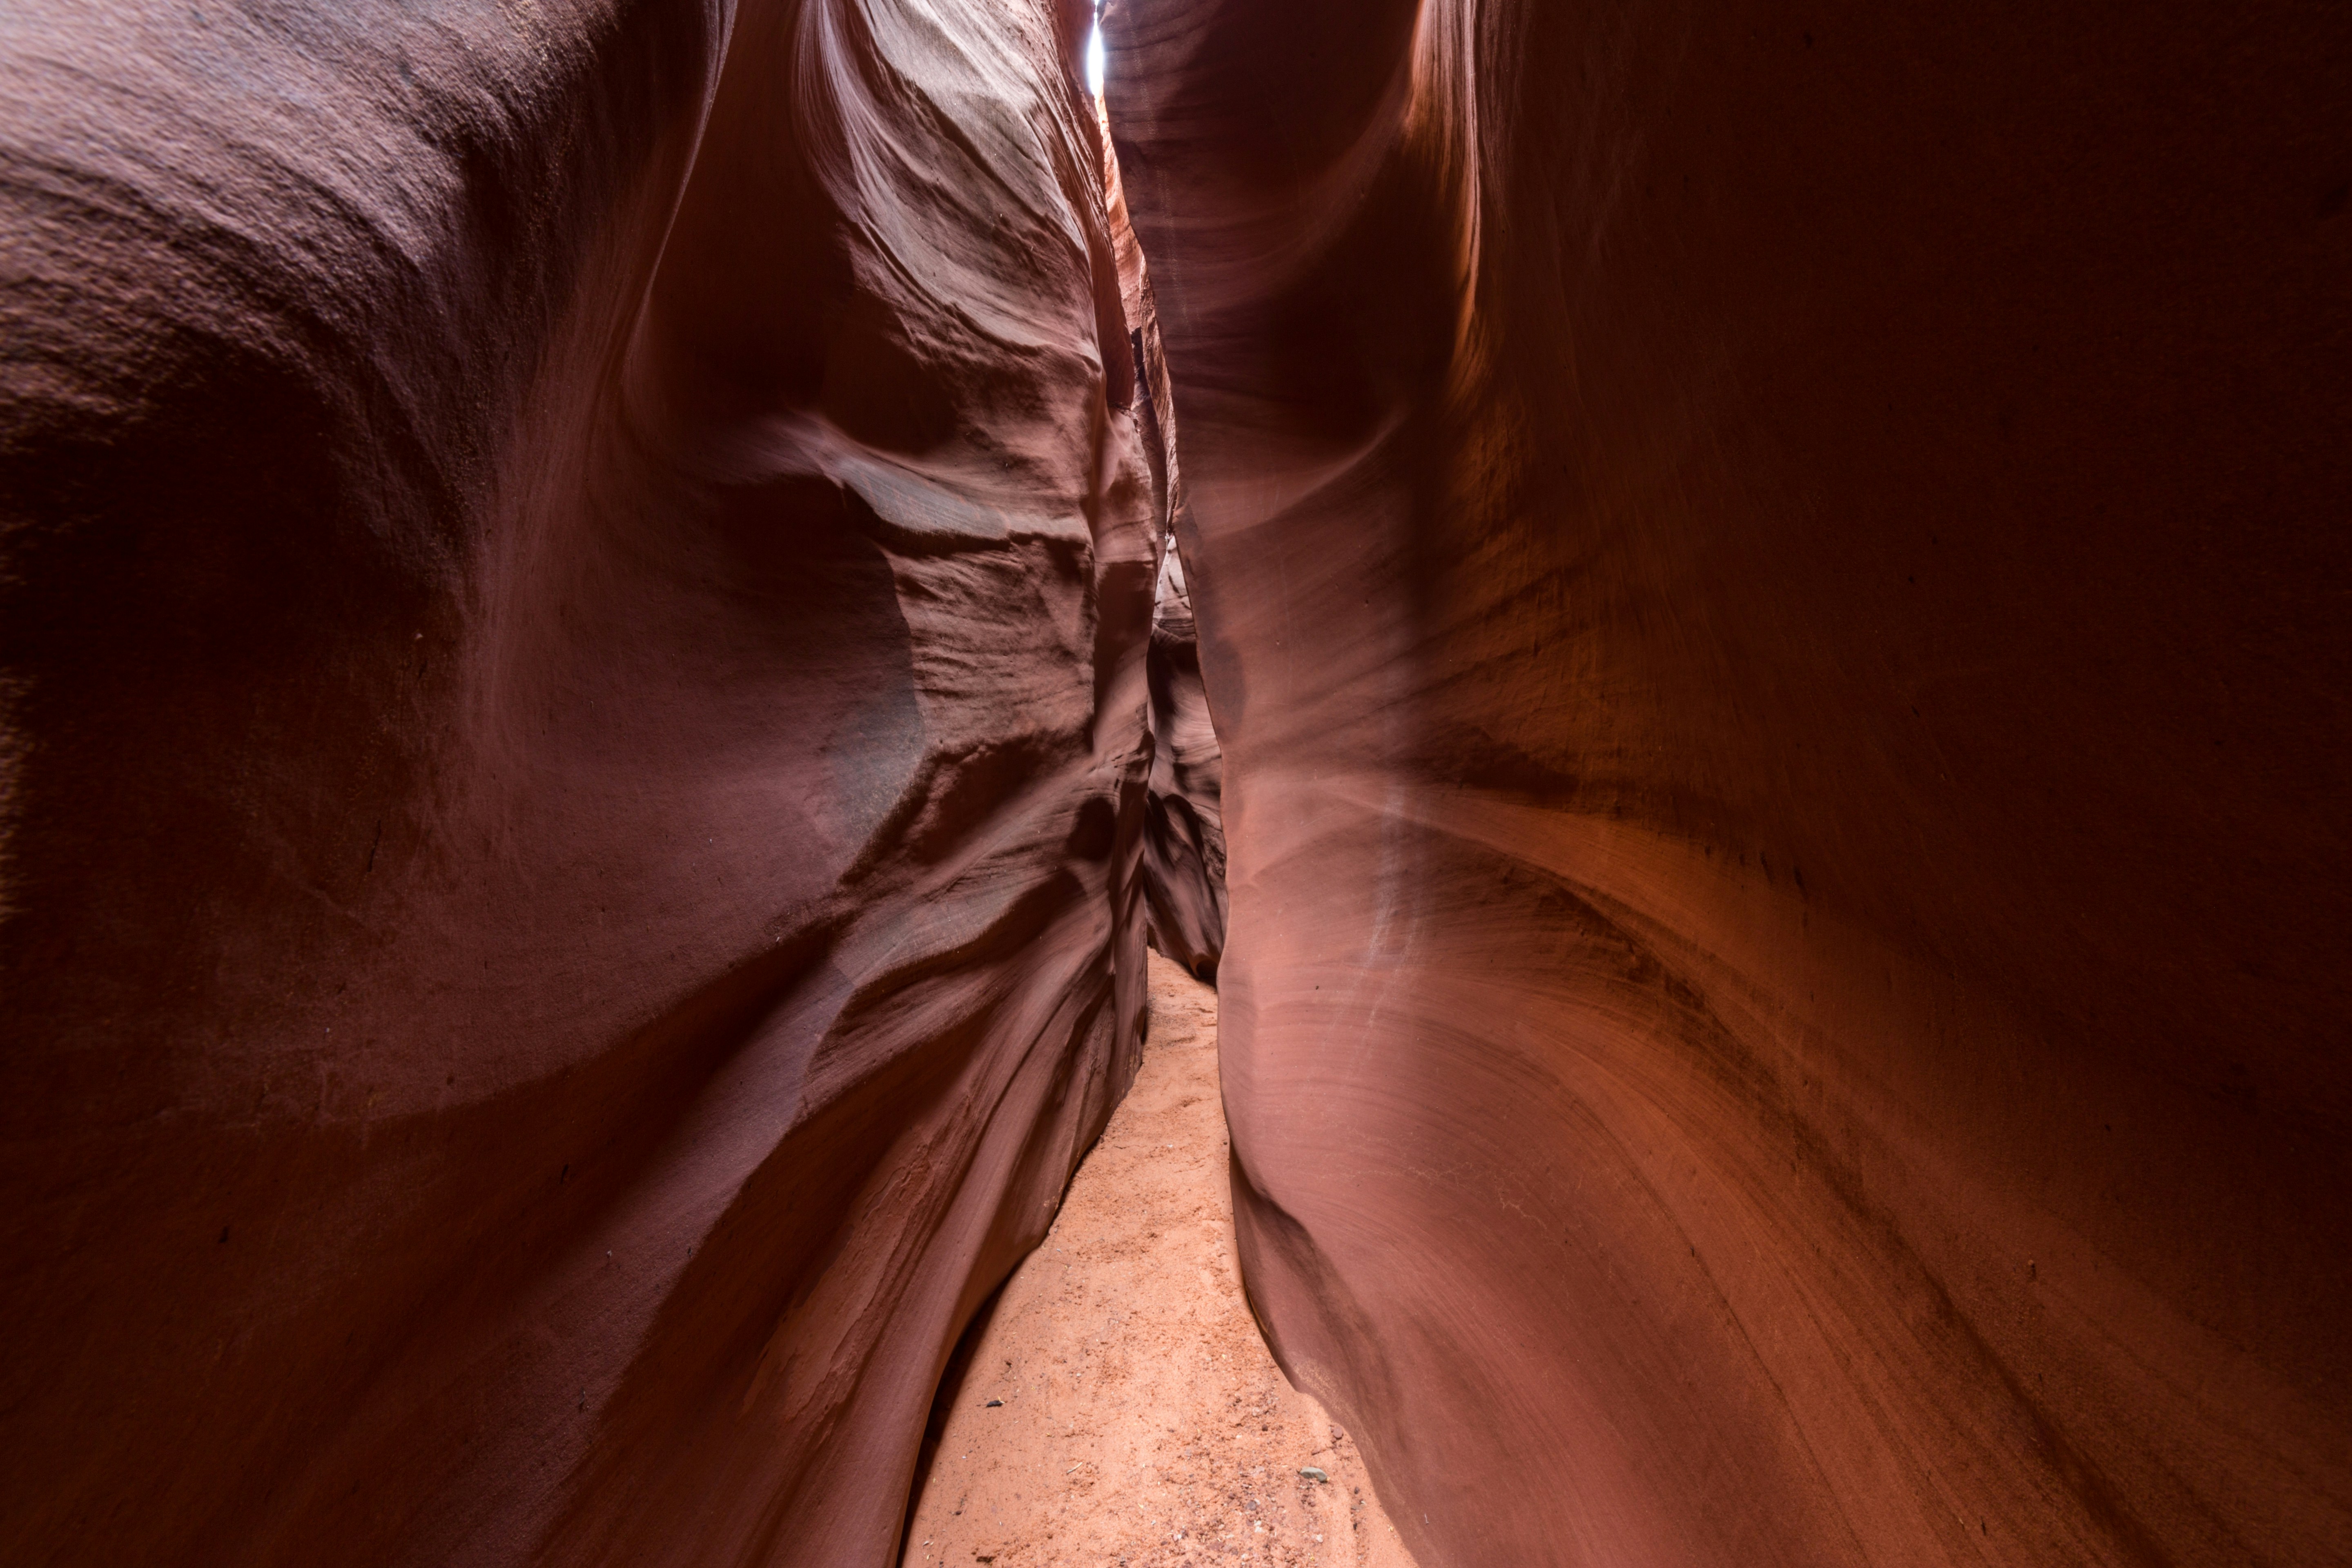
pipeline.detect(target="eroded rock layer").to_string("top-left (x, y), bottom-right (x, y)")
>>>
top-left (0, 2), bottom-right (1162, 1563)
top-left (1107, 1), bottom-right (2352, 1564)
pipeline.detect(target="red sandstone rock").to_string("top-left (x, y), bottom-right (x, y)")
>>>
top-left (1143, 543), bottom-right (1228, 982)
top-left (1107, 1), bottom-right (2352, 1564)
top-left (1106, 103), bottom-right (1227, 984)
top-left (0, 2), bottom-right (1163, 1563)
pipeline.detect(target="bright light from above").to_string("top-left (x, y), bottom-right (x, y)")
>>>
top-left (1086, 18), bottom-right (1105, 98)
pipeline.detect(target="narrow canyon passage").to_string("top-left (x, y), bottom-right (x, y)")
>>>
top-left (4, 0), bottom-right (2348, 1564)
top-left (904, 952), bottom-right (1414, 1568)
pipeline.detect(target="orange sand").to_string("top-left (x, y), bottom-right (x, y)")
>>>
top-left (902, 951), bottom-right (1418, 1568)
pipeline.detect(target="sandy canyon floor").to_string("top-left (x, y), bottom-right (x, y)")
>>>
top-left (902, 951), bottom-right (1419, 1568)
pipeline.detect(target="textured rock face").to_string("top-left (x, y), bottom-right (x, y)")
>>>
top-left (0, 1), bottom-right (1163, 1563)
top-left (1143, 544), bottom-right (1228, 981)
top-left (1108, 2), bottom-right (2352, 1566)
top-left (1106, 103), bottom-right (1228, 984)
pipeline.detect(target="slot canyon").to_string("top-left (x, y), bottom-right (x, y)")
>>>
top-left (0, 0), bottom-right (2345, 1564)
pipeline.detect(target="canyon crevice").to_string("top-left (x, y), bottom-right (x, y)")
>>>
top-left (3, 0), bottom-right (2348, 1565)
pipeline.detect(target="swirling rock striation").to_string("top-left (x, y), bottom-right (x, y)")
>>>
top-left (0, 0), bottom-right (1166, 1563)
top-left (1107, 0), bottom-right (2352, 1564)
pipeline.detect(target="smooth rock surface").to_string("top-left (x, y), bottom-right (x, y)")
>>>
top-left (0, 2), bottom-right (1167, 1564)
top-left (1107, 1), bottom-right (2352, 1564)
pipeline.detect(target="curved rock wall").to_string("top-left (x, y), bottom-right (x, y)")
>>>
top-left (1107, 1), bottom-right (2352, 1564)
top-left (0, 1), bottom-right (1161, 1563)
top-left (1105, 107), bottom-right (1228, 984)
top-left (1143, 543), bottom-right (1228, 982)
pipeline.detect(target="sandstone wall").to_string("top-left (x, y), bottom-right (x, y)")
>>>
top-left (0, 1), bottom-right (1161, 1563)
top-left (1107, 0), bottom-right (2352, 1563)
top-left (1143, 543), bottom-right (1228, 981)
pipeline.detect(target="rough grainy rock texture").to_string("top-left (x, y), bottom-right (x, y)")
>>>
top-left (1107, 1), bottom-right (2352, 1566)
top-left (0, 1), bottom-right (1168, 1563)
top-left (902, 951), bottom-right (1411, 1568)
top-left (1143, 544), bottom-right (1228, 982)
